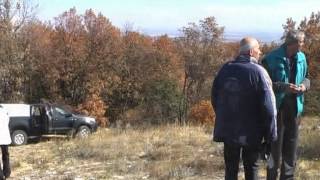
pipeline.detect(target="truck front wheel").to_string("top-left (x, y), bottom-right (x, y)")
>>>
top-left (76, 126), bottom-right (91, 138)
top-left (11, 130), bottom-right (28, 145)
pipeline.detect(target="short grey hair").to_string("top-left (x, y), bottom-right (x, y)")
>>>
top-left (285, 30), bottom-right (305, 45)
top-left (239, 37), bottom-right (258, 53)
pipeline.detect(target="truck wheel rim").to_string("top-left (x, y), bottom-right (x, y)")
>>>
top-left (80, 129), bottom-right (89, 138)
top-left (15, 134), bottom-right (25, 144)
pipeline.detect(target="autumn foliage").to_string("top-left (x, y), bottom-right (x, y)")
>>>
top-left (0, 0), bottom-right (319, 127)
top-left (76, 94), bottom-right (108, 127)
top-left (190, 100), bottom-right (215, 125)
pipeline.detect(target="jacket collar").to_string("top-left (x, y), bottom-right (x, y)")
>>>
top-left (236, 55), bottom-right (258, 63)
top-left (277, 44), bottom-right (303, 63)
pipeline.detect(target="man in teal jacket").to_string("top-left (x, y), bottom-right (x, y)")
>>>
top-left (262, 30), bottom-right (310, 180)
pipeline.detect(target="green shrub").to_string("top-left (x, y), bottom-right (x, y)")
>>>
top-left (141, 79), bottom-right (182, 124)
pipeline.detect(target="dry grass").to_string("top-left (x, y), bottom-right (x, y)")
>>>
top-left (296, 116), bottom-right (320, 180)
top-left (8, 116), bottom-right (320, 180)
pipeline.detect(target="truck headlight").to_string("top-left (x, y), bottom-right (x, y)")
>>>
top-left (85, 117), bottom-right (96, 124)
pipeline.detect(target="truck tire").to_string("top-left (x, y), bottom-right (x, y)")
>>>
top-left (76, 126), bottom-right (91, 138)
top-left (11, 130), bottom-right (28, 145)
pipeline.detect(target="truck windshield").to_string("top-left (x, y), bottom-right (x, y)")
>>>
top-left (54, 105), bottom-right (72, 115)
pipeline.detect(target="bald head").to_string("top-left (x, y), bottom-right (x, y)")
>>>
top-left (239, 37), bottom-right (261, 60)
top-left (239, 37), bottom-right (259, 52)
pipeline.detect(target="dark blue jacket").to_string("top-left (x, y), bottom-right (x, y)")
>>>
top-left (211, 55), bottom-right (277, 146)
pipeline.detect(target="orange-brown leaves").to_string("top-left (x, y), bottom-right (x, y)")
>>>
top-left (77, 93), bottom-right (108, 127)
top-left (190, 100), bottom-right (215, 125)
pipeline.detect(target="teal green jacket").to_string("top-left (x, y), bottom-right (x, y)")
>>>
top-left (262, 45), bottom-right (308, 116)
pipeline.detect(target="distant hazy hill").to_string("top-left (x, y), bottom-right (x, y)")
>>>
top-left (143, 28), bottom-right (283, 44)
top-left (224, 31), bottom-right (283, 43)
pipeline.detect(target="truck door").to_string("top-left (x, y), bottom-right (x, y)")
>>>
top-left (51, 106), bottom-right (74, 133)
top-left (30, 105), bottom-right (43, 136)
top-left (41, 105), bottom-right (52, 134)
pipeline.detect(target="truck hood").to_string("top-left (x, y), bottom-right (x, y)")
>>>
top-left (73, 115), bottom-right (96, 123)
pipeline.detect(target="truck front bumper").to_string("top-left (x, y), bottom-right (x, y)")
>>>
top-left (91, 123), bottom-right (98, 132)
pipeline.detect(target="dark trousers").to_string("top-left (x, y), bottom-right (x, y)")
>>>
top-left (224, 143), bottom-right (260, 180)
top-left (0, 145), bottom-right (10, 179)
top-left (267, 97), bottom-right (300, 180)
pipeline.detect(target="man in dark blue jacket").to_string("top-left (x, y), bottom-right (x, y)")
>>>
top-left (211, 37), bottom-right (277, 180)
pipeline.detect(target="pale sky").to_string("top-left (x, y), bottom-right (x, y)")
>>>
top-left (35, 0), bottom-right (320, 41)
